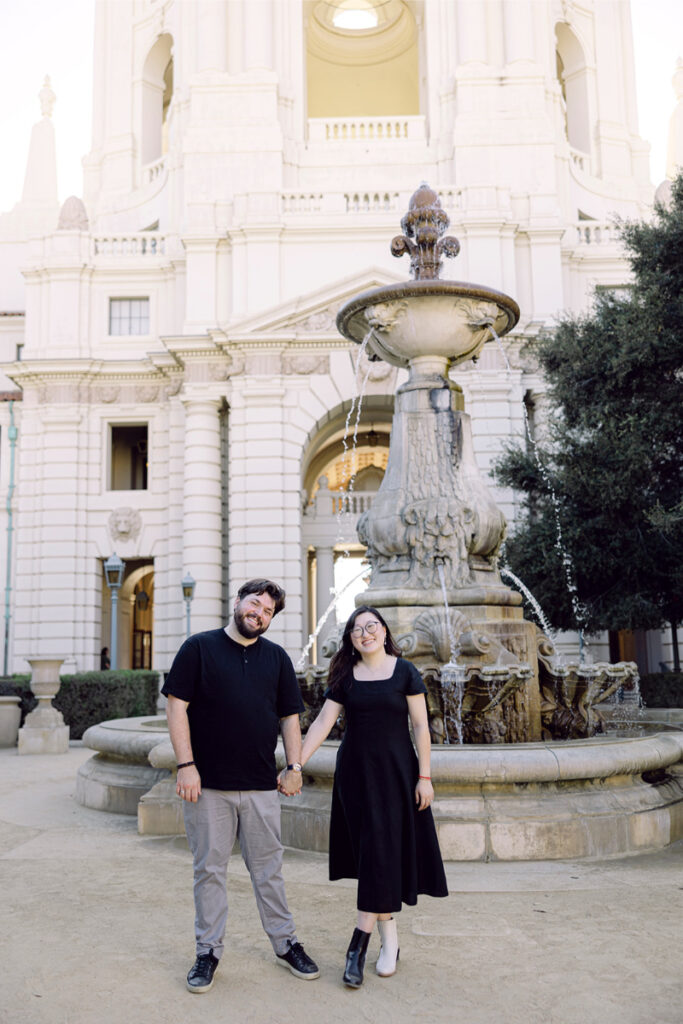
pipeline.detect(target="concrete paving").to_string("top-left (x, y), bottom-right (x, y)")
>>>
top-left (1, 745), bottom-right (681, 1024)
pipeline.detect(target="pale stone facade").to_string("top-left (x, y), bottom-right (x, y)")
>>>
top-left (0, 0), bottom-right (676, 675)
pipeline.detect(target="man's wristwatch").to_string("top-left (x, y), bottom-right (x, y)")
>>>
top-left (286, 762), bottom-right (302, 773)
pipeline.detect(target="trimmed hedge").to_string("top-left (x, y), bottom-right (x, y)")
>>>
top-left (638, 672), bottom-right (683, 709)
top-left (0, 670), bottom-right (159, 740)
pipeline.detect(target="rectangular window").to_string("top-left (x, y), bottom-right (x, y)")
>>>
top-left (110, 424), bottom-right (148, 490)
top-left (109, 298), bottom-right (150, 336)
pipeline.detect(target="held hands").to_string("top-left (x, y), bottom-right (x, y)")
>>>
top-left (415, 777), bottom-right (434, 811)
top-left (277, 768), bottom-right (303, 797)
top-left (176, 764), bottom-right (202, 802)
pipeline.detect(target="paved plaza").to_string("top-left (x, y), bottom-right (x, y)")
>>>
top-left (1, 744), bottom-right (681, 1024)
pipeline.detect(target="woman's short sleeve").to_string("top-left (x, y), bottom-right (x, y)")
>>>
top-left (323, 684), bottom-right (346, 706)
top-left (403, 659), bottom-right (427, 696)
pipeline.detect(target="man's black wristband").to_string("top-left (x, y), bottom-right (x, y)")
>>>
top-left (177, 761), bottom-right (195, 770)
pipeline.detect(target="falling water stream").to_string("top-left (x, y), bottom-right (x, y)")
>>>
top-left (435, 558), bottom-right (466, 744)
top-left (484, 322), bottom-right (589, 657)
top-left (499, 565), bottom-right (555, 639)
top-left (335, 332), bottom-right (373, 548)
top-left (296, 562), bottom-right (370, 672)
top-left (299, 334), bottom-right (375, 670)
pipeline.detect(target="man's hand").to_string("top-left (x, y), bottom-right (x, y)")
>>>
top-left (277, 768), bottom-right (302, 797)
top-left (176, 764), bottom-right (202, 802)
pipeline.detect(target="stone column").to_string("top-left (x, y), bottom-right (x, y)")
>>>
top-left (243, 0), bottom-right (273, 70)
top-left (455, 0), bottom-right (488, 65)
top-left (315, 545), bottom-right (336, 660)
top-left (503, 0), bottom-right (535, 65)
top-left (18, 658), bottom-right (69, 755)
top-left (182, 397), bottom-right (223, 633)
top-left (196, 0), bottom-right (227, 71)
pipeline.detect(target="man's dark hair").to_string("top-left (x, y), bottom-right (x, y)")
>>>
top-left (237, 579), bottom-right (286, 616)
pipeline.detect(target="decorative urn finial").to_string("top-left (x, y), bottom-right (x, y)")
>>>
top-left (390, 183), bottom-right (460, 280)
top-left (39, 75), bottom-right (56, 119)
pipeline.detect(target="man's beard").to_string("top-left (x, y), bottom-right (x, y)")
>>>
top-left (234, 607), bottom-right (268, 639)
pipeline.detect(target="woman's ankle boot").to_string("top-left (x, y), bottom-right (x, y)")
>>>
top-left (376, 918), bottom-right (399, 976)
top-left (343, 928), bottom-right (371, 988)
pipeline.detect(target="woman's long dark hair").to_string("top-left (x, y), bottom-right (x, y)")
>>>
top-left (326, 605), bottom-right (402, 698)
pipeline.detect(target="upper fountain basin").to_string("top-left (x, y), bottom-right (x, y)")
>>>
top-left (336, 279), bottom-right (520, 370)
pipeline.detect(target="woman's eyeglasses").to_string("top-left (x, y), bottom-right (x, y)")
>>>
top-left (350, 621), bottom-right (382, 638)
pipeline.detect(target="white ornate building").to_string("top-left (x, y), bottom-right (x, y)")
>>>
top-left (0, 0), bottom-right (677, 676)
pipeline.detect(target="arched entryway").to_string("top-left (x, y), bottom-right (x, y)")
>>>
top-left (301, 396), bottom-right (394, 660)
top-left (100, 559), bottom-right (154, 669)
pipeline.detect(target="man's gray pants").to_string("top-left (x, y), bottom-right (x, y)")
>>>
top-left (183, 788), bottom-right (297, 959)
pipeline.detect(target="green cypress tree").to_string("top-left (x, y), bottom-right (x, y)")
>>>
top-left (494, 174), bottom-right (683, 669)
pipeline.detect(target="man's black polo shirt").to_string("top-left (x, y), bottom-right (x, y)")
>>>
top-left (161, 628), bottom-right (304, 791)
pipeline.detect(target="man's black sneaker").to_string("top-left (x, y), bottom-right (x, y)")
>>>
top-left (275, 940), bottom-right (320, 980)
top-left (186, 951), bottom-right (219, 993)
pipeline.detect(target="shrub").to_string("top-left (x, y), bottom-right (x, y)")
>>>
top-left (0, 670), bottom-right (159, 739)
top-left (639, 672), bottom-right (683, 709)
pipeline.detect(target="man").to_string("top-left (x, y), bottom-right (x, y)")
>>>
top-left (162, 578), bottom-right (320, 993)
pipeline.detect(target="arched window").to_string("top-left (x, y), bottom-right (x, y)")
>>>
top-left (306, 0), bottom-right (420, 118)
top-left (141, 34), bottom-right (174, 167)
top-left (555, 23), bottom-right (591, 155)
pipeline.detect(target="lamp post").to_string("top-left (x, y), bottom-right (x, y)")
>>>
top-left (181, 572), bottom-right (196, 639)
top-left (104, 552), bottom-right (125, 670)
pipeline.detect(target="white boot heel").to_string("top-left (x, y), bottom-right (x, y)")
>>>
top-left (376, 918), bottom-right (399, 977)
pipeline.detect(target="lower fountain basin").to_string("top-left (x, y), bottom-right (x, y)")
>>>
top-left (76, 711), bottom-right (683, 861)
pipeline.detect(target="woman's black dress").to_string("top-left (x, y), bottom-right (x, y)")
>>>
top-left (325, 657), bottom-right (448, 912)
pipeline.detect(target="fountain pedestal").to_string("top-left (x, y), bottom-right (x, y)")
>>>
top-left (337, 186), bottom-right (543, 742)
top-left (18, 657), bottom-right (69, 755)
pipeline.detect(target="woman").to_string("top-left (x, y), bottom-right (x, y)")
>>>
top-left (298, 605), bottom-right (448, 988)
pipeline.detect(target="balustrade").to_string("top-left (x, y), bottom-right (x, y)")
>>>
top-left (304, 489), bottom-right (375, 520)
top-left (92, 233), bottom-right (167, 257)
top-left (142, 156), bottom-right (166, 185)
top-left (308, 115), bottom-right (426, 144)
top-left (572, 221), bottom-right (617, 246)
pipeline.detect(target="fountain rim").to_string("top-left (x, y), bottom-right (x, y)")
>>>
top-left (336, 278), bottom-right (521, 345)
top-left (81, 715), bottom-right (683, 786)
top-left (302, 730), bottom-right (683, 784)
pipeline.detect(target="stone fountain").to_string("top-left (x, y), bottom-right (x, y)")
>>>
top-left (335, 183), bottom-right (635, 745)
top-left (76, 185), bottom-right (683, 860)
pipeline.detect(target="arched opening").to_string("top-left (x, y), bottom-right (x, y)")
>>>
top-left (101, 559), bottom-right (155, 670)
top-left (305, 0), bottom-right (420, 118)
top-left (555, 23), bottom-right (591, 156)
top-left (141, 34), bottom-right (174, 167)
top-left (301, 397), bottom-right (394, 659)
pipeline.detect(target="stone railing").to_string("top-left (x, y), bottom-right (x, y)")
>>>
top-left (92, 233), bottom-right (167, 257)
top-left (571, 221), bottom-right (618, 246)
top-left (142, 156), bottom-right (166, 185)
top-left (569, 147), bottom-right (590, 173)
top-left (282, 187), bottom-right (463, 219)
top-left (308, 115), bottom-right (426, 143)
top-left (304, 489), bottom-right (376, 520)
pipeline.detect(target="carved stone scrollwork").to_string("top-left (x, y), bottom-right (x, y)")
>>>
top-left (299, 305), bottom-right (338, 332)
top-left (108, 507), bottom-right (142, 544)
top-left (539, 657), bottom-right (639, 740)
top-left (135, 384), bottom-right (159, 403)
top-left (356, 346), bottom-right (393, 381)
top-left (282, 352), bottom-right (329, 375)
top-left (364, 300), bottom-right (408, 333)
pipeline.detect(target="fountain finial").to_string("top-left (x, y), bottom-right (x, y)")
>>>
top-left (390, 183), bottom-right (460, 280)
